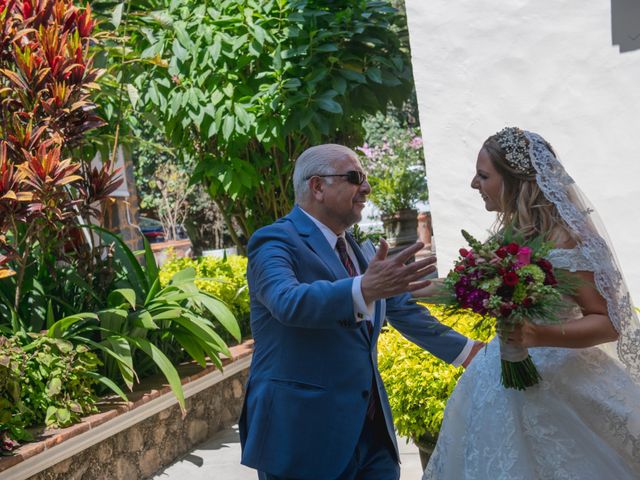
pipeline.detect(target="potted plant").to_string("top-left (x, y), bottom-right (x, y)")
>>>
top-left (377, 304), bottom-right (494, 468)
top-left (358, 114), bottom-right (429, 250)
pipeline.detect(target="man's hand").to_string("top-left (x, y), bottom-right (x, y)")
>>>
top-left (461, 340), bottom-right (486, 368)
top-left (361, 239), bottom-right (436, 304)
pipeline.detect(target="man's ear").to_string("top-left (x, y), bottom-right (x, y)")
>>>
top-left (309, 177), bottom-right (324, 201)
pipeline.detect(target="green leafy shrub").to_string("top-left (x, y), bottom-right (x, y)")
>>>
top-left (358, 112), bottom-right (428, 215)
top-left (0, 336), bottom-right (29, 454)
top-left (160, 254), bottom-right (249, 343)
top-left (0, 335), bottom-right (100, 453)
top-left (378, 304), bottom-right (494, 442)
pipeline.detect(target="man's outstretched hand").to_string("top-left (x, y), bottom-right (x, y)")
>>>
top-left (361, 239), bottom-right (436, 304)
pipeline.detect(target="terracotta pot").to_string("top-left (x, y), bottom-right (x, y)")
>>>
top-left (381, 208), bottom-right (419, 249)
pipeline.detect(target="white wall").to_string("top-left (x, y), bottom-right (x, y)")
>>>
top-left (405, 0), bottom-right (640, 302)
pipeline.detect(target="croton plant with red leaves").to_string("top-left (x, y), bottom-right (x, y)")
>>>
top-left (0, 1), bottom-right (122, 313)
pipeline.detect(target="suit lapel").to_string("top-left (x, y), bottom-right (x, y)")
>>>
top-left (288, 206), bottom-right (347, 281)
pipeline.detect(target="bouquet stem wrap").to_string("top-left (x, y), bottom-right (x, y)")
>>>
top-left (498, 337), bottom-right (541, 390)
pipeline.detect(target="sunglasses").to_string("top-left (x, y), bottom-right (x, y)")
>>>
top-left (305, 170), bottom-right (367, 185)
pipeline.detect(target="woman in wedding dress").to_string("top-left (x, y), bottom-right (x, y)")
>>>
top-left (422, 127), bottom-right (640, 479)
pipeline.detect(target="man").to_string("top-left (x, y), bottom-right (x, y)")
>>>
top-left (240, 144), bottom-right (483, 479)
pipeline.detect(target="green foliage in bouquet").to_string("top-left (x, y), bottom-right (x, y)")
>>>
top-left (378, 305), bottom-right (494, 442)
top-left (160, 254), bottom-right (249, 343)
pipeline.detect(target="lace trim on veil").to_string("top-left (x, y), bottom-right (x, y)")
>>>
top-left (525, 131), bottom-right (640, 382)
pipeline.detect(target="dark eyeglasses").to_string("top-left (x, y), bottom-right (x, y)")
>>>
top-left (305, 170), bottom-right (367, 185)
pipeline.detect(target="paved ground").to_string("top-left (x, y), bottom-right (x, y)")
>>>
top-left (154, 424), bottom-right (424, 479)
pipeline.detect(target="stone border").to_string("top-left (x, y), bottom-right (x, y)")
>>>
top-left (0, 340), bottom-right (254, 479)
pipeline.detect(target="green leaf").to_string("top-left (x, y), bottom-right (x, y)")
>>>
top-left (197, 293), bottom-right (240, 342)
top-left (143, 237), bottom-right (160, 286)
top-left (111, 3), bottom-right (125, 29)
top-left (316, 98), bottom-right (343, 114)
top-left (128, 337), bottom-right (185, 412)
top-left (133, 310), bottom-right (159, 330)
top-left (47, 377), bottom-right (62, 396)
top-left (366, 67), bottom-right (382, 84)
top-left (108, 289), bottom-right (137, 309)
top-left (222, 115), bottom-right (235, 140)
top-left (85, 372), bottom-right (129, 402)
top-left (127, 84), bottom-right (140, 108)
top-left (47, 313), bottom-right (98, 338)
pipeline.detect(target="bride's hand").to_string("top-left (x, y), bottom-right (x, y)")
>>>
top-left (500, 319), bottom-right (539, 348)
top-left (410, 278), bottom-right (445, 299)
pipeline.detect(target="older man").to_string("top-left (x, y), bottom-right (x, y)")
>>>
top-left (239, 144), bottom-right (482, 479)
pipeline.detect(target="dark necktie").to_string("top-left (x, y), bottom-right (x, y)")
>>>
top-left (335, 236), bottom-right (357, 277)
top-left (336, 236), bottom-right (378, 420)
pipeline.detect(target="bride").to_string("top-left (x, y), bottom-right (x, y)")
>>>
top-left (421, 127), bottom-right (640, 479)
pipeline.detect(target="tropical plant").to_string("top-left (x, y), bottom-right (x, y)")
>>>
top-left (90, 0), bottom-right (415, 250)
top-left (358, 112), bottom-right (428, 216)
top-left (160, 254), bottom-right (249, 343)
top-left (0, 0), bottom-right (123, 332)
top-left (377, 305), bottom-right (494, 443)
top-left (46, 229), bottom-right (241, 411)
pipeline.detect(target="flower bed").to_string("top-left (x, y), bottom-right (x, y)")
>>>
top-left (0, 341), bottom-right (253, 480)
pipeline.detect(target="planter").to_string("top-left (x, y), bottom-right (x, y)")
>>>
top-left (417, 211), bottom-right (433, 252)
top-left (0, 341), bottom-right (254, 480)
top-left (381, 208), bottom-right (419, 252)
top-left (150, 238), bottom-right (192, 267)
top-left (413, 433), bottom-right (438, 470)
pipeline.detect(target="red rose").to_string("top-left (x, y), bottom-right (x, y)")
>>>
top-left (455, 264), bottom-right (465, 272)
top-left (503, 271), bottom-right (519, 287)
top-left (495, 246), bottom-right (508, 258)
top-left (537, 258), bottom-right (553, 273)
top-left (500, 304), bottom-right (514, 317)
top-left (506, 243), bottom-right (519, 255)
top-left (459, 248), bottom-right (470, 257)
top-left (522, 297), bottom-right (533, 307)
top-left (544, 273), bottom-right (558, 286)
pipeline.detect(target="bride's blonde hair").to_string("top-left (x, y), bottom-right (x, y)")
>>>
top-left (482, 134), bottom-right (577, 245)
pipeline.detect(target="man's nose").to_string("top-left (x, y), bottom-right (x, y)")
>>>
top-left (360, 180), bottom-right (371, 194)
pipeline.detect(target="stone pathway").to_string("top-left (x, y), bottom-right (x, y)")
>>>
top-left (154, 424), bottom-right (424, 479)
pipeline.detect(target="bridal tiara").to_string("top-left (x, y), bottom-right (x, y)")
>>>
top-left (495, 127), bottom-right (535, 175)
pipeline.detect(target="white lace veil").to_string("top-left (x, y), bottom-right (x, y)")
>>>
top-left (524, 131), bottom-right (640, 382)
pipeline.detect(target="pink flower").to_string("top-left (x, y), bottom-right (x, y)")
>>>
top-left (409, 136), bottom-right (423, 149)
top-left (516, 246), bottom-right (532, 266)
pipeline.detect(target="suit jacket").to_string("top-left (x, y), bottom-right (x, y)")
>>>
top-left (239, 205), bottom-right (467, 479)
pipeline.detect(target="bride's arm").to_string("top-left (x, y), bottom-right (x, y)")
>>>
top-left (504, 271), bottom-right (619, 348)
top-left (410, 278), bottom-right (445, 299)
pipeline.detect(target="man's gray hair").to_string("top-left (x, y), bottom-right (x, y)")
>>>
top-left (293, 144), bottom-right (356, 203)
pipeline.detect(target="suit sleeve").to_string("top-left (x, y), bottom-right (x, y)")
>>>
top-left (248, 227), bottom-right (359, 330)
top-left (385, 293), bottom-right (469, 364)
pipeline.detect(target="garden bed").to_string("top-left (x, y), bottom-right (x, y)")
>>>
top-left (0, 340), bottom-right (254, 480)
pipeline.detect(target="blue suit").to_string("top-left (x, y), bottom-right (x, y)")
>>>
top-left (239, 206), bottom-right (467, 479)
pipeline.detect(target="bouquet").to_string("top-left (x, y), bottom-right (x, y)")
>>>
top-left (437, 230), bottom-right (573, 390)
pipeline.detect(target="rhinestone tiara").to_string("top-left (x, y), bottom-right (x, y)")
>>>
top-left (495, 127), bottom-right (535, 175)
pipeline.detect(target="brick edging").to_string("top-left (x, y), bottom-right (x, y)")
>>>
top-left (0, 340), bottom-right (254, 474)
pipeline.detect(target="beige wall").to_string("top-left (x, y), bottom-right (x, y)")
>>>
top-left (405, 0), bottom-right (640, 302)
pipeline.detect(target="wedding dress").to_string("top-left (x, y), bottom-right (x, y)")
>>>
top-left (424, 248), bottom-right (640, 480)
top-left (424, 129), bottom-right (640, 479)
